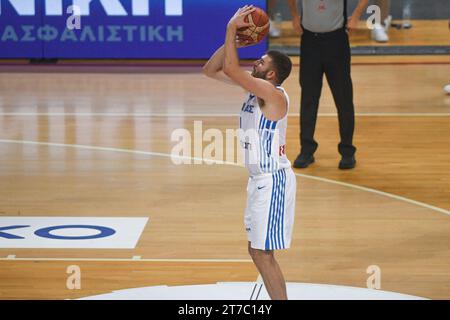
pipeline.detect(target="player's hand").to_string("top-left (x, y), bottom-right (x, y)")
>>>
top-left (292, 14), bottom-right (303, 35)
top-left (228, 5), bottom-right (256, 30)
top-left (235, 35), bottom-right (255, 48)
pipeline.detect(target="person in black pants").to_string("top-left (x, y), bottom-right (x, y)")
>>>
top-left (288, 0), bottom-right (368, 169)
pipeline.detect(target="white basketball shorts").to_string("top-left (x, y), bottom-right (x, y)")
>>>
top-left (244, 168), bottom-right (296, 251)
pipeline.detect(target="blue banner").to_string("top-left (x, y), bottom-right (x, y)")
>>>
top-left (0, 0), bottom-right (268, 59)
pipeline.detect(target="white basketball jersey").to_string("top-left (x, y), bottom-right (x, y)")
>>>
top-left (239, 87), bottom-right (291, 176)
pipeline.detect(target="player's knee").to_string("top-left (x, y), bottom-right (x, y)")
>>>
top-left (249, 247), bottom-right (273, 263)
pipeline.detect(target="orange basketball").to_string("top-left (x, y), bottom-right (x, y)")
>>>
top-left (237, 7), bottom-right (270, 44)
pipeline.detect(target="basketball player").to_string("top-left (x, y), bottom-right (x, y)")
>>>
top-left (268, 0), bottom-right (281, 38)
top-left (371, 0), bottom-right (391, 42)
top-left (203, 6), bottom-right (295, 300)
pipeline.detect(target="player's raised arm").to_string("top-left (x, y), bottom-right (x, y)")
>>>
top-left (202, 42), bottom-right (253, 86)
top-left (202, 45), bottom-right (237, 86)
top-left (222, 6), bottom-right (278, 102)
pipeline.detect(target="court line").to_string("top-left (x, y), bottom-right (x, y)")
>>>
top-left (0, 257), bottom-right (252, 263)
top-left (1, 112), bottom-right (450, 117)
top-left (0, 139), bottom-right (448, 217)
top-left (294, 173), bottom-right (450, 216)
top-left (0, 139), bottom-right (229, 164)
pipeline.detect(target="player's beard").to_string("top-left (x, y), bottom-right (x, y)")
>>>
top-left (252, 68), bottom-right (270, 80)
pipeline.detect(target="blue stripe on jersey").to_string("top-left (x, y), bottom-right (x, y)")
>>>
top-left (271, 171), bottom-right (283, 249)
top-left (280, 169), bottom-right (286, 248)
top-left (275, 169), bottom-right (286, 249)
top-left (265, 170), bottom-right (278, 250)
top-left (276, 170), bottom-right (284, 249)
top-left (264, 169), bottom-right (286, 250)
top-left (271, 171), bottom-right (280, 249)
top-left (259, 115), bottom-right (265, 172)
top-left (268, 131), bottom-right (274, 172)
top-left (261, 116), bottom-right (268, 172)
top-left (259, 113), bottom-right (278, 173)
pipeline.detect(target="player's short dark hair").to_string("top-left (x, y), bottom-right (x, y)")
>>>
top-left (266, 50), bottom-right (292, 85)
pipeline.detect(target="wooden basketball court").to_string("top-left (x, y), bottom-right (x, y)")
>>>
top-left (0, 55), bottom-right (449, 300)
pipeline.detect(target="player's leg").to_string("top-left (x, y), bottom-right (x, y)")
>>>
top-left (379, 0), bottom-right (391, 23)
top-left (372, 0), bottom-right (391, 42)
top-left (324, 31), bottom-right (357, 167)
top-left (245, 177), bottom-right (286, 300)
top-left (248, 243), bottom-right (287, 300)
top-left (268, 0), bottom-right (276, 15)
top-left (294, 32), bottom-right (324, 168)
top-left (268, 0), bottom-right (281, 38)
top-left (246, 169), bottom-right (296, 300)
top-left (447, 21), bottom-right (450, 94)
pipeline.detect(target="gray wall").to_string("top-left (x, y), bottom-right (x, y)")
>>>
top-left (275, 0), bottom-right (450, 20)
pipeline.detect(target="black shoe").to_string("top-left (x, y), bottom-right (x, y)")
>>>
top-left (293, 153), bottom-right (315, 168)
top-left (339, 155), bottom-right (356, 170)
